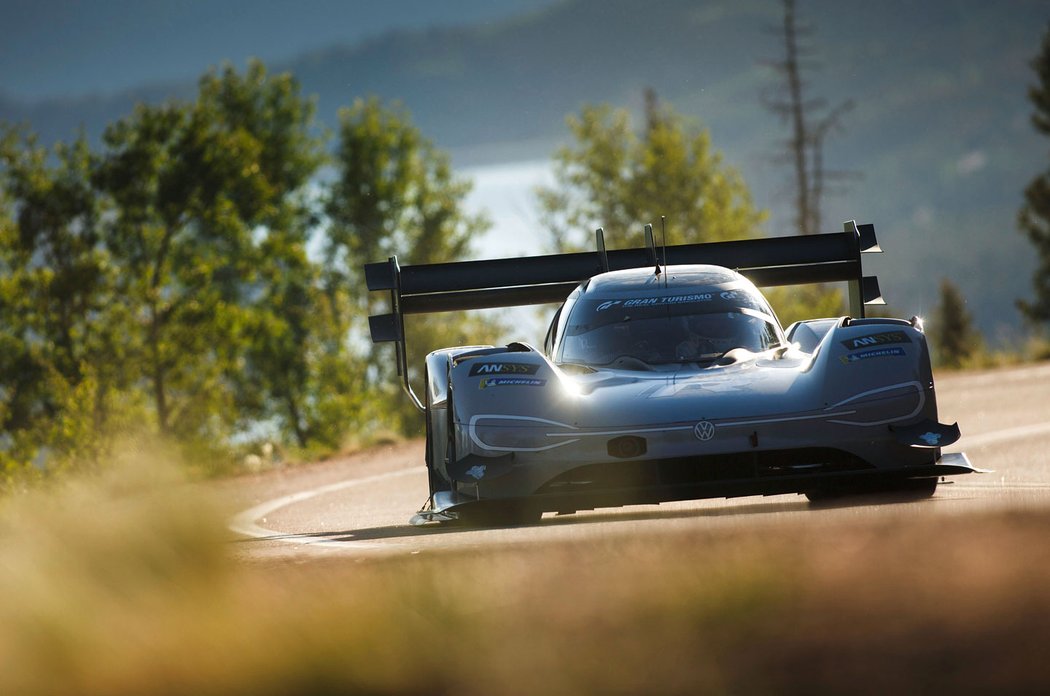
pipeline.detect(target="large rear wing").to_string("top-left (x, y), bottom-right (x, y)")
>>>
top-left (364, 219), bottom-right (883, 409)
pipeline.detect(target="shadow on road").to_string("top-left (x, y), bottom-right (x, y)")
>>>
top-left (254, 497), bottom-right (822, 544)
top-left (235, 492), bottom-right (958, 546)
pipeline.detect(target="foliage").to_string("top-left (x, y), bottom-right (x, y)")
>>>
top-left (766, 283), bottom-right (844, 330)
top-left (931, 278), bottom-right (984, 368)
top-left (326, 97), bottom-right (503, 433)
top-left (536, 93), bottom-right (842, 327)
top-left (1019, 22), bottom-right (1050, 325)
top-left (91, 61), bottom-right (332, 450)
top-left (0, 127), bottom-right (137, 475)
top-left (3, 451), bottom-right (1050, 694)
top-left (537, 94), bottom-right (766, 251)
top-left (0, 61), bottom-right (500, 476)
top-left (191, 62), bottom-right (341, 449)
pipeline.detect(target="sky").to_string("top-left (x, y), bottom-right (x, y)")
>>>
top-left (0, 0), bottom-right (551, 100)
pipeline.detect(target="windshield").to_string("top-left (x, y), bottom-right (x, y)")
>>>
top-left (557, 293), bottom-right (781, 367)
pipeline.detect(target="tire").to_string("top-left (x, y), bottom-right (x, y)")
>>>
top-left (888, 476), bottom-right (938, 498)
top-left (804, 488), bottom-right (842, 503)
top-left (806, 477), bottom-right (938, 504)
top-left (424, 365), bottom-right (453, 495)
top-left (454, 502), bottom-right (542, 527)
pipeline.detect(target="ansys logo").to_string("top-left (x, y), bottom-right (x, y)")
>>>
top-left (468, 362), bottom-right (540, 376)
top-left (840, 330), bottom-right (911, 351)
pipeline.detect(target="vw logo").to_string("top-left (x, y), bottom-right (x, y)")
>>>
top-left (693, 420), bottom-right (715, 441)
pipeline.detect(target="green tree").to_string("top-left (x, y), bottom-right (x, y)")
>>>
top-left (191, 62), bottom-right (337, 449)
top-left (326, 97), bottom-right (502, 433)
top-left (94, 101), bottom-right (248, 441)
top-left (238, 226), bottom-right (369, 450)
top-left (93, 61), bottom-right (327, 445)
top-left (1019, 23), bottom-right (1050, 325)
top-left (0, 127), bottom-right (132, 473)
top-left (3, 61), bottom-right (513, 466)
top-left (536, 94), bottom-right (840, 327)
top-left (538, 94), bottom-right (766, 251)
top-left (931, 278), bottom-right (983, 368)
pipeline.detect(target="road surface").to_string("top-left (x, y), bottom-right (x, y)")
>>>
top-left (227, 362), bottom-right (1050, 560)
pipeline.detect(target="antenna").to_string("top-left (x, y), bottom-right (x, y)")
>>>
top-left (644, 223), bottom-right (660, 275)
top-left (660, 215), bottom-right (668, 287)
top-left (595, 227), bottom-right (609, 272)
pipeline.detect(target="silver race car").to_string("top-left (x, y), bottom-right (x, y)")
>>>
top-left (365, 221), bottom-right (981, 525)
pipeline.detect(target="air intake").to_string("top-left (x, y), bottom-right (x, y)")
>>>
top-left (607, 436), bottom-right (647, 459)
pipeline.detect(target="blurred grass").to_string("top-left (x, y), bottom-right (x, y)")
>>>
top-left (2, 447), bottom-right (1050, 694)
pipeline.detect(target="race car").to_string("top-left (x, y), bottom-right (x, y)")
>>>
top-left (365, 220), bottom-right (981, 525)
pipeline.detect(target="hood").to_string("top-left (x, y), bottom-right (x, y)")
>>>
top-left (559, 353), bottom-right (820, 428)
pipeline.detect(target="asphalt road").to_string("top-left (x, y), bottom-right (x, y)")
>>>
top-left (228, 362), bottom-right (1050, 560)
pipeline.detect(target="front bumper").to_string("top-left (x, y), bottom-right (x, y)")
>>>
top-left (414, 452), bottom-right (984, 523)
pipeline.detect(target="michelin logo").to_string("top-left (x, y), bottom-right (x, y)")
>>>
top-left (840, 347), bottom-right (906, 364)
top-left (479, 377), bottom-right (547, 389)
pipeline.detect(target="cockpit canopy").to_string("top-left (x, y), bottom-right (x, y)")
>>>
top-left (549, 266), bottom-right (784, 367)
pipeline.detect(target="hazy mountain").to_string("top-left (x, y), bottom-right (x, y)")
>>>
top-left (1, 0), bottom-right (1048, 340)
top-left (0, 0), bottom-right (548, 100)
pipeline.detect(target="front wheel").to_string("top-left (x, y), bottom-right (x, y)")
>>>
top-left (424, 365), bottom-right (454, 495)
top-left (453, 502), bottom-right (543, 527)
top-left (889, 476), bottom-right (938, 498)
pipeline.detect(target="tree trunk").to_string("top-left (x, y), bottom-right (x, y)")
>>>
top-left (286, 392), bottom-right (308, 448)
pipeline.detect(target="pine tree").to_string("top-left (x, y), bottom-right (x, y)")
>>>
top-left (1018, 23), bottom-right (1050, 324)
top-left (932, 278), bottom-right (983, 368)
